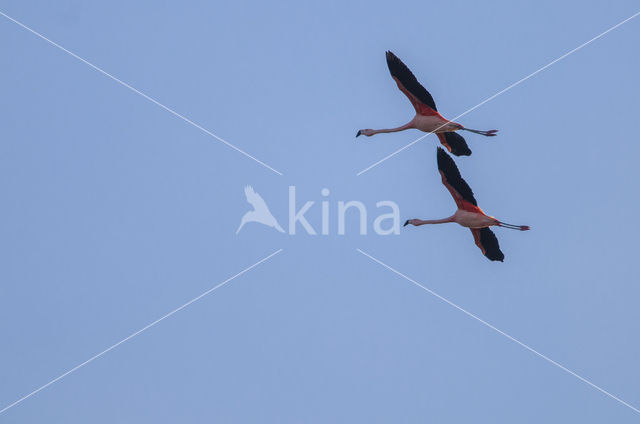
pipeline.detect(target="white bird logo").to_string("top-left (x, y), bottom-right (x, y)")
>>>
top-left (236, 186), bottom-right (285, 234)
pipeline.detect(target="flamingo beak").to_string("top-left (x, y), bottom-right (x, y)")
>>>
top-left (356, 130), bottom-right (362, 137)
top-left (403, 220), bottom-right (410, 227)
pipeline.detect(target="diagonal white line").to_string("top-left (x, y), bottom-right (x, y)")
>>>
top-left (0, 248), bottom-right (283, 416)
top-left (0, 10), bottom-right (283, 176)
top-left (356, 248), bottom-right (640, 415)
top-left (357, 10), bottom-right (640, 176)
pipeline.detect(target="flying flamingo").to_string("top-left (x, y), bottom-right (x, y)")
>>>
top-left (404, 148), bottom-right (529, 261)
top-left (357, 51), bottom-right (497, 156)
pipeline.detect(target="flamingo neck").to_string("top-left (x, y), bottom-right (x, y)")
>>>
top-left (371, 121), bottom-right (414, 135)
top-left (414, 216), bottom-right (455, 226)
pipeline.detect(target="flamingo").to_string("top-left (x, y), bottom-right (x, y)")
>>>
top-left (236, 186), bottom-right (285, 234)
top-left (404, 148), bottom-right (529, 261)
top-left (357, 51), bottom-right (498, 156)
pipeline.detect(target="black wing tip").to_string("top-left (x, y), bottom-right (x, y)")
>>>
top-left (480, 228), bottom-right (505, 262)
top-left (436, 147), bottom-right (458, 174)
top-left (488, 254), bottom-right (505, 262)
top-left (452, 150), bottom-right (472, 157)
top-left (436, 148), bottom-right (478, 206)
top-left (385, 51), bottom-right (403, 73)
top-left (384, 50), bottom-right (438, 112)
top-left (445, 132), bottom-right (472, 156)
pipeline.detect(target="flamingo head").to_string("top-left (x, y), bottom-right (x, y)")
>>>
top-left (356, 129), bottom-right (375, 137)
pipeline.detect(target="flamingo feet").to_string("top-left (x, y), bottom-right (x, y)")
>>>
top-left (483, 129), bottom-right (499, 137)
top-left (476, 129), bottom-right (498, 137)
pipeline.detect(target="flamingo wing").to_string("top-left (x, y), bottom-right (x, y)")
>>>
top-left (386, 51), bottom-right (439, 116)
top-left (471, 228), bottom-right (504, 262)
top-left (244, 186), bottom-right (269, 212)
top-left (436, 147), bottom-right (477, 210)
top-left (437, 132), bottom-right (471, 157)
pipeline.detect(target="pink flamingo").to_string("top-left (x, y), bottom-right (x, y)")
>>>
top-left (357, 51), bottom-right (497, 156)
top-left (404, 148), bottom-right (529, 261)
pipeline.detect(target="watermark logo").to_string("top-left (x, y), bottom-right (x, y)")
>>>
top-left (236, 186), bottom-right (285, 234)
top-left (237, 186), bottom-right (401, 235)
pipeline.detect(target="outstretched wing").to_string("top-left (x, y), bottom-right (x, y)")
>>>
top-left (386, 51), bottom-right (438, 116)
top-left (436, 147), bottom-right (477, 210)
top-left (437, 132), bottom-right (471, 157)
top-left (244, 186), bottom-right (270, 212)
top-left (471, 227), bottom-right (504, 262)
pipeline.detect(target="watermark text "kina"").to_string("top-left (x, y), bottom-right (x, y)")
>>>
top-left (237, 186), bottom-right (401, 236)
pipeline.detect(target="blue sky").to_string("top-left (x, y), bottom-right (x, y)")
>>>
top-left (1, 0), bottom-right (640, 422)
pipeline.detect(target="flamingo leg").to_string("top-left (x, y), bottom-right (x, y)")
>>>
top-left (460, 128), bottom-right (498, 137)
top-left (498, 221), bottom-right (530, 231)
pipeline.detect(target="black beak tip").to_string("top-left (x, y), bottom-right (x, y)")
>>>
top-left (356, 130), bottom-right (361, 138)
top-left (403, 220), bottom-right (409, 227)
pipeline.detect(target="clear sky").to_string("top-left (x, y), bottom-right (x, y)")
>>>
top-left (1, 0), bottom-right (640, 422)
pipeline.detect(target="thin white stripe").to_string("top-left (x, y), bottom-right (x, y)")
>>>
top-left (0, 10), bottom-right (283, 176)
top-left (357, 248), bottom-right (640, 415)
top-left (357, 10), bottom-right (640, 176)
top-left (0, 249), bottom-right (283, 415)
